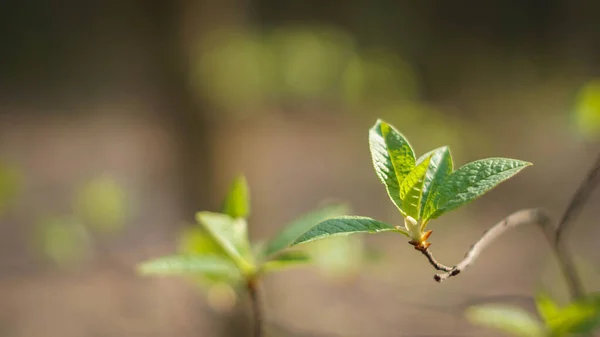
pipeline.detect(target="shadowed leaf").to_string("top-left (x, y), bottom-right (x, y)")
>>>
top-left (291, 216), bottom-right (401, 247)
top-left (262, 203), bottom-right (349, 258)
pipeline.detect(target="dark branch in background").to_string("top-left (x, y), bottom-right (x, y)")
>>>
top-left (417, 151), bottom-right (600, 300)
top-left (555, 152), bottom-right (600, 242)
top-left (247, 279), bottom-right (263, 337)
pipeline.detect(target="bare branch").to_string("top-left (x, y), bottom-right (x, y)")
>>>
top-left (432, 209), bottom-right (551, 282)
top-left (415, 246), bottom-right (453, 272)
top-left (555, 151), bottom-right (600, 243)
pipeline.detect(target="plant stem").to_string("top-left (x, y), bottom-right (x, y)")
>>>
top-left (423, 150), bottom-right (600, 298)
top-left (247, 278), bottom-right (263, 337)
top-left (431, 208), bottom-right (550, 282)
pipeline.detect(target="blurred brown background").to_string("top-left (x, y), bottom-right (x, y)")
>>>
top-left (1, 1), bottom-right (600, 336)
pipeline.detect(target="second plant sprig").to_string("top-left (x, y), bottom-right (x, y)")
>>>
top-left (289, 119), bottom-right (532, 279)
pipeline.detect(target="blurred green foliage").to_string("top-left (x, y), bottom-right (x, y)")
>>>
top-left (466, 291), bottom-right (600, 337)
top-left (193, 26), bottom-right (418, 115)
top-left (34, 175), bottom-right (129, 266)
top-left (573, 79), bottom-right (600, 139)
top-left (0, 161), bottom-right (22, 215)
top-left (138, 174), bottom-right (365, 312)
top-left (302, 235), bottom-right (366, 280)
top-left (74, 176), bottom-right (128, 233)
top-left (35, 215), bottom-right (90, 266)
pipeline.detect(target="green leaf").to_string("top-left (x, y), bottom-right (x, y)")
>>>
top-left (260, 250), bottom-right (312, 273)
top-left (179, 227), bottom-right (228, 257)
top-left (423, 158), bottom-right (531, 220)
top-left (535, 292), bottom-right (560, 326)
top-left (196, 212), bottom-right (254, 271)
top-left (465, 304), bottom-right (546, 337)
top-left (400, 155), bottom-right (432, 219)
top-left (417, 146), bottom-right (453, 220)
top-left (290, 216), bottom-right (400, 247)
top-left (222, 175), bottom-right (250, 219)
top-left (369, 119), bottom-right (416, 213)
top-left (137, 254), bottom-right (241, 280)
top-left (547, 293), bottom-right (600, 336)
top-left (261, 203), bottom-right (349, 258)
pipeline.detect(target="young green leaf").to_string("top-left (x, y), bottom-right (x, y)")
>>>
top-left (260, 250), bottom-right (312, 273)
top-left (137, 254), bottom-right (241, 279)
top-left (290, 216), bottom-right (402, 247)
top-left (417, 146), bottom-right (453, 220)
top-left (222, 175), bottom-right (250, 219)
top-left (547, 293), bottom-right (600, 336)
top-left (400, 155), bottom-right (432, 219)
top-left (179, 227), bottom-right (229, 257)
top-left (535, 292), bottom-right (560, 326)
top-left (261, 203), bottom-right (349, 258)
top-left (369, 119), bottom-right (416, 213)
top-left (196, 212), bottom-right (254, 270)
top-left (423, 158), bottom-right (531, 220)
top-left (465, 304), bottom-right (546, 337)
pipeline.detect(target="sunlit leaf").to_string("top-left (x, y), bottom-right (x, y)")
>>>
top-left (535, 292), bottom-right (560, 326)
top-left (195, 212), bottom-right (254, 271)
top-left (75, 176), bottom-right (128, 233)
top-left (400, 155), bottom-right (431, 219)
top-left (261, 250), bottom-right (312, 273)
top-left (465, 304), bottom-right (546, 337)
top-left (369, 119), bottom-right (416, 214)
top-left (137, 255), bottom-right (241, 280)
top-left (547, 293), bottom-right (600, 336)
top-left (290, 216), bottom-right (401, 247)
top-left (222, 175), bottom-right (250, 219)
top-left (261, 203), bottom-right (349, 258)
top-left (423, 158), bottom-right (531, 220)
top-left (417, 146), bottom-right (453, 223)
top-left (179, 227), bottom-right (228, 257)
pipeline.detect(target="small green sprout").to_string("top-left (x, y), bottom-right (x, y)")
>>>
top-left (136, 175), bottom-right (348, 301)
top-left (287, 119), bottom-right (531, 252)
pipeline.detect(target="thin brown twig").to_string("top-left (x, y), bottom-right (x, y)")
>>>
top-left (430, 209), bottom-right (550, 282)
top-left (247, 279), bottom-right (263, 337)
top-left (418, 150), bottom-right (600, 301)
top-left (415, 247), bottom-right (453, 272)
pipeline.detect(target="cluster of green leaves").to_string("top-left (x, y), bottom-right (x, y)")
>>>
top-left (293, 119), bottom-right (531, 247)
top-left (35, 176), bottom-right (129, 265)
top-left (466, 292), bottom-right (600, 337)
top-left (137, 175), bottom-right (348, 293)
